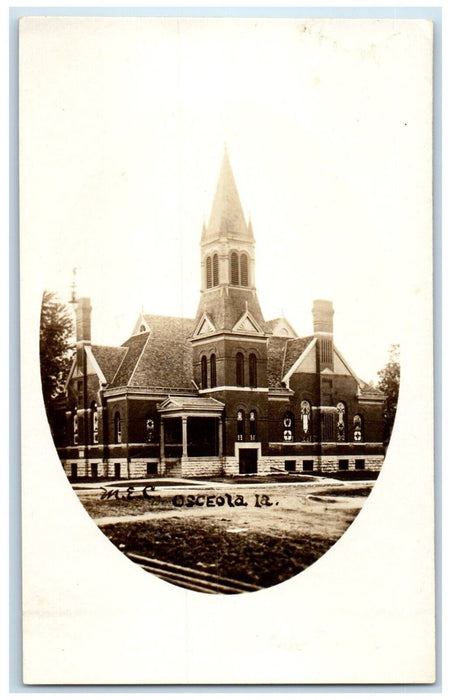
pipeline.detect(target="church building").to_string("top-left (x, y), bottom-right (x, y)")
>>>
top-left (53, 150), bottom-right (386, 480)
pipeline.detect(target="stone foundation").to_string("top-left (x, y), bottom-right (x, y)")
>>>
top-left (63, 458), bottom-right (156, 480)
top-left (222, 457), bottom-right (240, 476)
top-left (63, 453), bottom-right (384, 480)
top-left (63, 459), bottom-right (111, 479)
top-left (224, 454), bottom-right (384, 476)
top-left (179, 457), bottom-right (223, 478)
top-left (316, 455), bottom-right (384, 472)
top-left (222, 456), bottom-right (271, 476)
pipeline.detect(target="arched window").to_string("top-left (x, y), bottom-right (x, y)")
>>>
top-left (210, 354), bottom-right (217, 388)
top-left (73, 407), bottom-right (78, 446)
top-left (212, 254), bottom-right (219, 286)
top-left (237, 410), bottom-right (245, 441)
top-left (230, 252), bottom-right (239, 285)
top-left (249, 353), bottom-right (257, 388)
top-left (249, 410), bottom-right (257, 441)
top-left (91, 402), bottom-right (98, 444)
top-left (236, 352), bottom-right (244, 386)
top-left (353, 414), bottom-right (363, 442)
top-left (114, 412), bottom-right (122, 444)
top-left (139, 324), bottom-right (146, 333)
top-left (240, 253), bottom-right (249, 286)
top-left (206, 256), bottom-right (212, 288)
top-left (336, 402), bottom-right (346, 442)
top-left (300, 400), bottom-right (311, 441)
top-left (201, 355), bottom-right (207, 389)
top-left (283, 412), bottom-right (294, 442)
top-left (146, 416), bottom-right (155, 443)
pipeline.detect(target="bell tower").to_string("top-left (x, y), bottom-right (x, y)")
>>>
top-left (194, 147), bottom-right (265, 333)
top-left (191, 148), bottom-right (268, 394)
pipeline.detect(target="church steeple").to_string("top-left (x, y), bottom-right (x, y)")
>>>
top-left (202, 147), bottom-right (254, 244)
top-left (195, 149), bottom-right (265, 332)
top-left (192, 150), bottom-right (268, 394)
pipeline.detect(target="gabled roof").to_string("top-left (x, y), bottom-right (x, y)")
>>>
top-left (283, 336), bottom-right (315, 377)
top-left (265, 317), bottom-right (298, 338)
top-left (140, 314), bottom-right (195, 335)
top-left (158, 396), bottom-right (224, 414)
top-left (267, 336), bottom-right (289, 388)
top-left (90, 345), bottom-right (128, 383)
top-left (119, 315), bottom-right (195, 390)
top-left (111, 332), bottom-right (151, 387)
top-left (266, 335), bottom-right (317, 388)
top-left (203, 148), bottom-right (253, 243)
top-left (192, 312), bottom-right (216, 338)
top-left (232, 309), bottom-right (265, 335)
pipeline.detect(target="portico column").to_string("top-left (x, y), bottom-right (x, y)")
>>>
top-left (159, 418), bottom-right (166, 474)
top-left (182, 416), bottom-right (188, 458)
top-left (218, 418), bottom-right (223, 458)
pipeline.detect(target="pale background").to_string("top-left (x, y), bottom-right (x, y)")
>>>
top-left (19, 15), bottom-right (432, 383)
top-left (19, 16), bottom-right (435, 685)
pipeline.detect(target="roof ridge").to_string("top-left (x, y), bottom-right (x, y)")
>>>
top-left (142, 313), bottom-right (195, 321)
top-left (128, 331), bottom-right (152, 387)
top-left (287, 334), bottom-right (314, 343)
top-left (282, 338), bottom-right (289, 377)
top-left (91, 343), bottom-right (127, 351)
top-left (111, 346), bottom-right (130, 386)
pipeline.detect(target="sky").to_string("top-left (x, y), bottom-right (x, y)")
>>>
top-left (20, 16), bottom-right (433, 383)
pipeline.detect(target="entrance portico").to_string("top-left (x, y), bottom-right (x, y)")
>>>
top-left (158, 396), bottom-right (225, 475)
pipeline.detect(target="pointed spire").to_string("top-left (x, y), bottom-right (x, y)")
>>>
top-left (203, 149), bottom-right (252, 243)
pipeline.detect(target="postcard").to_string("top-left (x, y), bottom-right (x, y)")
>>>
top-left (19, 16), bottom-right (435, 684)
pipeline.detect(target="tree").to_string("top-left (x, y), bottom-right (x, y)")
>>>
top-left (40, 291), bottom-right (75, 414)
top-left (377, 344), bottom-right (400, 441)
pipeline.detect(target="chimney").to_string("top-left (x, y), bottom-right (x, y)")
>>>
top-left (312, 299), bottom-right (334, 334)
top-left (312, 299), bottom-right (334, 372)
top-left (75, 297), bottom-right (92, 344)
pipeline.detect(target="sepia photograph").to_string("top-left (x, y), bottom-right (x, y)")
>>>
top-left (19, 14), bottom-right (435, 685)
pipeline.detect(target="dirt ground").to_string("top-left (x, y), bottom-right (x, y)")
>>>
top-left (76, 479), bottom-right (374, 590)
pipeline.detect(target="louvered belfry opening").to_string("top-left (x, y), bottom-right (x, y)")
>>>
top-left (212, 254), bottom-right (219, 286)
top-left (230, 252), bottom-right (239, 285)
top-left (206, 256), bottom-right (212, 288)
top-left (240, 253), bottom-right (248, 286)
